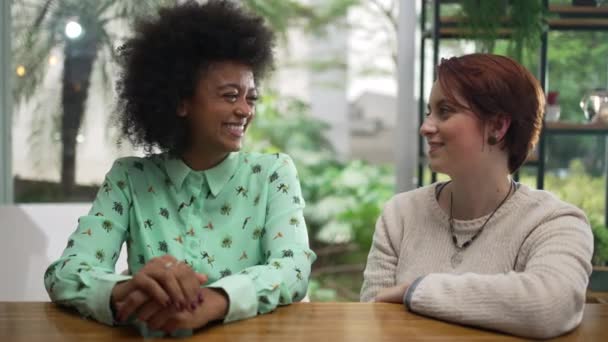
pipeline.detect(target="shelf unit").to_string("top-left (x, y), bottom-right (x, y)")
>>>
top-left (418, 0), bottom-right (608, 224)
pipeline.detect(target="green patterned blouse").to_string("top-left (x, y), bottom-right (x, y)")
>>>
top-left (43, 151), bottom-right (316, 330)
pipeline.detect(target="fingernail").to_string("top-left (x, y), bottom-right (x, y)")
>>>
top-left (198, 293), bottom-right (204, 304)
top-left (191, 302), bottom-right (197, 310)
top-left (175, 303), bottom-right (181, 311)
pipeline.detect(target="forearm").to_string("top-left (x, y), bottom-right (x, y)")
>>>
top-left (408, 271), bottom-right (587, 339)
top-left (46, 259), bottom-right (130, 325)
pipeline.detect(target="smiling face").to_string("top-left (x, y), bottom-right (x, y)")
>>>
top-left (182, 61), bottom-right (258, 155)
top-left (419, 80), bottom-right (488, 176)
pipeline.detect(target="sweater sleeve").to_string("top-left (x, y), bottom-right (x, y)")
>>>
top-left (360, 198), bottom-right (401, 302)
top-left (407, 206), bottom-right (594, 339)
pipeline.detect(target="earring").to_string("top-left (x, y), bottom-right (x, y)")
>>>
top-left (488, 135), bottom-right (498, 145)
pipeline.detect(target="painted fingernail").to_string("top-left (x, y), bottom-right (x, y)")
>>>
top-left (191, 302), bottom-right (197, 310)
top-left (198, 292), bottom-right (204, 303)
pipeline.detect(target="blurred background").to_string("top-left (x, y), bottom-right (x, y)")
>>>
top-left (1, 0), bottom-right (608, 302)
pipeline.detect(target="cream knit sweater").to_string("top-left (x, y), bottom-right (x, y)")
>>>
top-left (360, 183), bottom-right (594, 339)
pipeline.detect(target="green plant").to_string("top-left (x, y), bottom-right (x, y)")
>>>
top-left (459, 0), bottom-right (545, 61)
top-left (248, 93), bottom-right (394, 300)
top-left (521, 159), bottom-right (608, 266)
top-left (12, 0), bottom-right (357, 198)
top-left (13, 0), bottom-right (177, 195)
top-left (248, 93), bottom-right (394, 250)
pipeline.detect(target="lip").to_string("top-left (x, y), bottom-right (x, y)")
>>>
top-left (223, 122), bottom-right (248, 138)
top-left (427, 142), bottom-right (444, 153)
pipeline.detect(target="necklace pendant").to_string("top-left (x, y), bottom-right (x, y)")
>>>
top-left (451, 251), bottom-right (463, 268)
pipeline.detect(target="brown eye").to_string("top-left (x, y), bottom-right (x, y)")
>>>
top-left (223, 94), bottom-right (238, 102)
top-left (246, 96), bottom-right (258, 105)
top-left (439, 106), bottom-right (452, 117)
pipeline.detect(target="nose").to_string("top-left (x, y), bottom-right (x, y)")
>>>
top-left (419, 116), bottom-right (437, 137)
top-left (235, 98), bottom-right (254, 118)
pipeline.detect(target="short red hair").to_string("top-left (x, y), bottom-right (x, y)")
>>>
top-left (437, 53), bottom-right (545, 173)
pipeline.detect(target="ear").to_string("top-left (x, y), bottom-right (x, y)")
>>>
top-left (489, 114), bottom-right (512, 142)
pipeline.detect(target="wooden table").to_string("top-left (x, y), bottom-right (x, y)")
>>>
top-left (1, 302), bottom-right (607, 341)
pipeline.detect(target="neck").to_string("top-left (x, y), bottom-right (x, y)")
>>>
top-left (447, 165), bottom-right (512, 220)
top-left (181, 146), bottom-right (229, 171)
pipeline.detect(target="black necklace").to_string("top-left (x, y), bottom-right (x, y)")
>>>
top-left (449, 180), bottom-right (515, 268)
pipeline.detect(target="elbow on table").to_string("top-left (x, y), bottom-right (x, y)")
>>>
top-left (292, 279), bottom-right (312, 303)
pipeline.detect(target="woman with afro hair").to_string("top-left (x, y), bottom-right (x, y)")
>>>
top-left (44, 0), bottom-right (316, 337)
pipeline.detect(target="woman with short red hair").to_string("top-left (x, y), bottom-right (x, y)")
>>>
top-left (361, 54), bottom-right (593, 339)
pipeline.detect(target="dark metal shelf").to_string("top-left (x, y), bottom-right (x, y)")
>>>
top-left (418, 0), bottom-right (608, 226)
top-left (544, 121), bottom-right (608, 135)
top-left (550, 18), bottom-right (608, 30)
top-left (549, 4), bottom-right (608, 16)
top-left (421, 6), bottom-right (608, 39)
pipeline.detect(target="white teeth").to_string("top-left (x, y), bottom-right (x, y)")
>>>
top-left (224, 123), bottom-right (245, 137)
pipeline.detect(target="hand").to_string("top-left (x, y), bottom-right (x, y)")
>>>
top-left (114, 289), bottom-right (184, 324)
top-left (374, 283), bottom-right (410, 303)
top-left (141, 287), bottom-right (229, 333)
top-left (111, 255), bottom-right (208, 321)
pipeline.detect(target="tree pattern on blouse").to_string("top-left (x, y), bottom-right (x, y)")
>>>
top-left (43, 152), bottom-right (316, 326)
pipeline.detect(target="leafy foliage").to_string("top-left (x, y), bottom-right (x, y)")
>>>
top-left (532, 160), bottom-right (608, 266)
top-left (11, 0), bottom-right (356, 195)
top-left (247, 93), bottom-right (394, 252)
top-left (456, 0), bottom-right (545, 61)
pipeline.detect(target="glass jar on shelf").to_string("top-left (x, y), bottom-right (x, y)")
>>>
top-left (545, 91), bottom-right (561, 122)
top-left (580, 88), bottom-right (608, 123)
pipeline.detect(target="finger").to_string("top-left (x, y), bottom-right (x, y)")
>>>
top-left (146, 266), bottom-right (187, 310)
top-left (174, 264), bottom-right (201, 311)
top-left (133, 272), bottom-right (172, 307)
top-left (196, 273), bottom-right (208, 284)
top-left (136, 300), bottom-right (165, 322)
top-left (112, 280), bottom-right (135, 303)
top-left (161, 318), bottom-right (179, 335)
top-left (376, 287), bottom-right (402, 303)
top-left (374, 288), bottom-right (390, 302)
top-left (194, 273), bottom-right (208, 304)
top-left (147, 307), bottom-right (178, 331)
top-left (117, 290), bottom-right (148, 322)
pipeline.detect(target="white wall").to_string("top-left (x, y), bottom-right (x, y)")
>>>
top-left (0, 203), bottom-right (128, 301)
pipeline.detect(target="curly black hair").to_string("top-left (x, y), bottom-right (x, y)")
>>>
top-left (116, 0), bottom-right (275, 153)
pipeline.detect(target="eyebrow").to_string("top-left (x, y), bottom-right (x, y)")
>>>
top-left (427, 99), bottom-right (449, 111)
top-left (218, 84), bottom-right (257, 93)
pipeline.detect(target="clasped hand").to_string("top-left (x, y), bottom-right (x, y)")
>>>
top-left (111, 255), bottom-right (226, 333)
